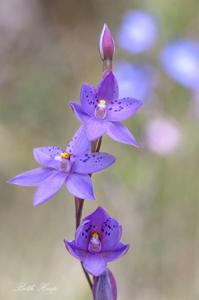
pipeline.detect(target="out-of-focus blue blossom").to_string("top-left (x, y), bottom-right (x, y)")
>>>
top-left (114, 61), bottom-right (156, 100)
top-left (161, 39), bottom-right (199, 89)
top-left (118, 10), bottom-right (158, 53)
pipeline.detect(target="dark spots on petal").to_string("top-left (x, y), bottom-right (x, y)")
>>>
top-left (101, 218), bottom-right (119, 238)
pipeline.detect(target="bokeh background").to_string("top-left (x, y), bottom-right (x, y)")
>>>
top-left (1, 0), bottom-right (199, 299)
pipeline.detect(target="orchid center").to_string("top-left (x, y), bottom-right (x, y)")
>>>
top-left (53, 151), bottom-right (71, 172)
top-left (60, 152), bottom-right (70, 159)
top-left (88, 231), bottom-right (102, 253)
top-left (95, 99), bottom-right (107, 119)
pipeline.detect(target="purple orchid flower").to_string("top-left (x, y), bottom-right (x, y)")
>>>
top-left (70, 71), bottom-right (143, 147)
top-left (65, 207), bottom-right (129, 276)
top-left (8, 126), bottom-right (115, 206)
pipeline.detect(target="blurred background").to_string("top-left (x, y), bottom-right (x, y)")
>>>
top-left (1, 0), bottom-right (199, 299)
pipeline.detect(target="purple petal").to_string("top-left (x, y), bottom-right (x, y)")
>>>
top-left (106, 98), bottom-right (143, 122)
top-left (85, 118), bottom-right (106, 141)
top-left (69, 102), bottom-right (90, 122)
top-left (75, 219), bottom-right (92, 250)
top-left (102, 243), bottom-right (129, 262)
top-left (66, 173), bottom-right (95, 200)
top-left (8, 168), bottom-right (52, 186)
top-left (72, 152), bottom-right (115, 174)
top-left (96, 71), bottom-right (119, 101)
top-left (101, 219), bottom-right (122, 251)
top-left (80, 83), bottom-right (98, 116)
top-left (33, 171), bottom-right (67, 206)
top-left (83, 207), bottom-right (110, 232)
top-left (64, 240), bottom-right (87, 261)
top-left (66, 125), bottom-right (91, 156)
top-left (106, 122), bottom-right (139, 147)
top-left (33, 146), bottom-right (63, 168)
top-left (83, 253), bottom-right (107, 276)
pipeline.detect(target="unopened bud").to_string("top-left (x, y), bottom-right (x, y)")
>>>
top-left (93, 269), bottom-right (117, 300)
top-left (99, 24), bottom-right (115, 61)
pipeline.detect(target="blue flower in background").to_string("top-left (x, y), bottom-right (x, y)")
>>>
top-left (161, 39), bottom-right (199, 89)
top-left (114, 61), bottom-right (156, 100)
top-left (118, 10), bottom-right (158, 53)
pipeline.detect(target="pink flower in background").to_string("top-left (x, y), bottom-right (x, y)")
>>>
top-left (145, 118), bottom-right (182, 156)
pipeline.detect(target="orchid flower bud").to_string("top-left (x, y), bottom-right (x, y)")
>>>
top-left (93, 269), bottom-right (117, 300)
top-left (99, 24), bottom-right (115, 62)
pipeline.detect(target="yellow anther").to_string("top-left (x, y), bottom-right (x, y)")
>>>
top-left (99, 99), bottom-right (107, 105)
top-left (92, 231), bottom-right (100, 239)
top-left (60, 152), bottom-right (70, 159)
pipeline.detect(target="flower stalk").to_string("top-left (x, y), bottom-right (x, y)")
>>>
top-left (73, 24), bottom-right (114, 290)
top-left (8, 23), bottom-right (143, 300)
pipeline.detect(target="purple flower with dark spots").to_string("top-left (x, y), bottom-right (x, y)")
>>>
top-left (8, 126), bottom-right (115, 206)
top-left (70, 71), bottom-right (143, 147)
top-left (65, 207), bottom-right (129, 276)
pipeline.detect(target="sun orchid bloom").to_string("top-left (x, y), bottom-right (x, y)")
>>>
top-left (70, 71), bottom-right (143, 147)
top-left (65, 207), bottom-right (129, 276)
top-left (8, 126), bottom-right (115, 206)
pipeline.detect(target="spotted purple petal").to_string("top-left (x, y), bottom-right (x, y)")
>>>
top-left (33, 146), bottom-right (63, 168)
top-left (33, 171), bottom-right (67, 206)
top-left (80, 83), bottom-right (98, 116)
top-left (8, 167), bottom-right (53, 186)
top-left (106, 98), bottom-right (143, 122)
top-left (72, 152), bottom-right (115, 174)
top-left (83, 207), bottom-right (110, 229)
top-left (70, 102), bottom-right (90, 122)
top-left (106, 122), bottom-right (139, 147)
top-left (96, 71), bottom-right (119, 101)
top-left (101, 218), bottom-right (122, 251)
top-left (75, 219), bottom-right (92, 250)
top-left (66, 173), bottom-right (95, 200)
top-left (66, 125), bottom-right (91, 156)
